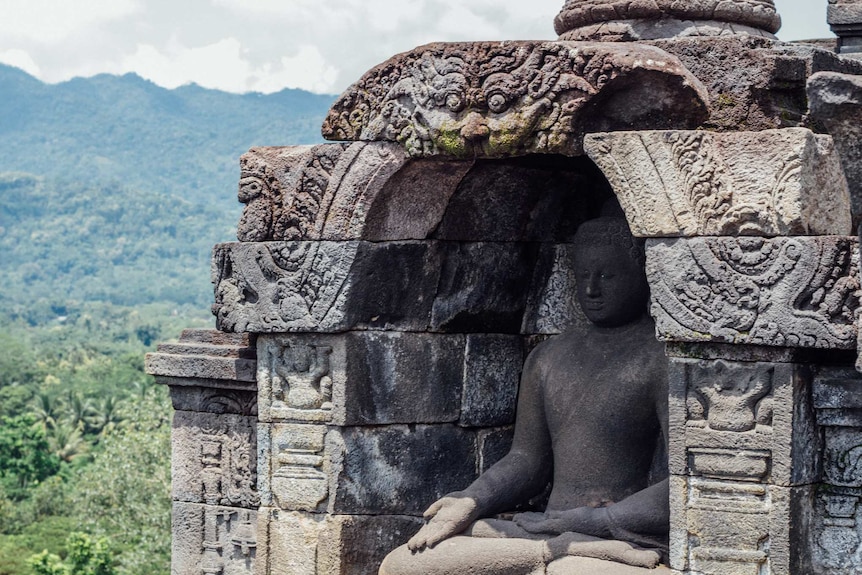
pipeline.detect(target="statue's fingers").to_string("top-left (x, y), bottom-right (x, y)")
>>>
top-left (423, 499), bottom-right (444, 519)
top-left (407, 528), bottom-right (430, 552)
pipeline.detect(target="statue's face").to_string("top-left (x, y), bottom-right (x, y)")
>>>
top-left (574, 243), bottom-right (649, 327)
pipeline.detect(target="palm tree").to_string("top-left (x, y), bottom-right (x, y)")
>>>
top-left (86, 395), bottom-right (125, 436)
top-left (47, 421), bottom-right (87, 463)
top-left (30, 392), bottom-right (63, 430)
top-left (64, 390), bottom-right (95, 430)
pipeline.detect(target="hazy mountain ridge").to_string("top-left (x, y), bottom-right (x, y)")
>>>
top-left (0, 64), bottom-right (337, 208)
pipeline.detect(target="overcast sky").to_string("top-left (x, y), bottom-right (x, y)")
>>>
top-left (0, 0), bottom-right (836, 95)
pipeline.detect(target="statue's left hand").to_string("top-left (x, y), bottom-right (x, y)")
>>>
top-left (513, 507), bottom-right (610, 538)
top-left (407, 494), bottom-right (479, 552)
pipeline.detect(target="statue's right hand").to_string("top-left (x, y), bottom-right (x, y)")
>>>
top-left (407, 495), bottom-right (479, 552)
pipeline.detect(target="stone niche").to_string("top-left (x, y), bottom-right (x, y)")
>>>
top-left (147, 3), bottom-right (862, 574)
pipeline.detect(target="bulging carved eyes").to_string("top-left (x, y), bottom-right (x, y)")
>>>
top-left (238, 177), bottom-right (265, 201)
top-left (486, 92), bottom-right (509, 114)
top-left (445, 92), bottom-right (465, 112)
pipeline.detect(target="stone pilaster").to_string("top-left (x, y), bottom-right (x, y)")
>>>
top-left (829, 0), bottom-right (862, 57)
top-left (667, 350), bottom-right (819, 575)
top-left (146, 329), bottom-right (259, 575)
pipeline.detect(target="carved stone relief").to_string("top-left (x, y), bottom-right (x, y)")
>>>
top-left (669, 359), bottom-right (818, 574)
top-left (173, 502), bottom-right (257, 575)
top-left (170, 387), bottom-right (257, 416)
top-left (553, 0), bottom-right (782, 39)
top-left (322, 41), bottom-right (709, 158)
top-left (812, 368), bottom-right (862, 573)
top-left (212, 241), bottom-right (358, 334)
top-left (584, 129), bottom-right (852, 237)
top-left (237, 143), bottom-right (439, 242)
top-left (259, 423), bottom-right (329, 512)
top-left (172, 412), bottom-right (259, 509)
top-left (212, 241), bottom-right (542, 335)
top-left (686, 360), bottom-right (774, 433)
top-left (647, 237), bottom-right (861, 350)
top-left (257, 335), bottom-right (344, 423)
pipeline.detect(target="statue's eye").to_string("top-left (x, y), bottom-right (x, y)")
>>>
top-left (445, 93), bottom-right (465, 112)
top-left (486, 92), bottom-right (509, 114)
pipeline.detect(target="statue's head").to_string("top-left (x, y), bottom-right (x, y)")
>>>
top-left (573, 217), bottom-right (648, 327)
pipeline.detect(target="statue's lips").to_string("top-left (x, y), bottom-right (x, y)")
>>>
top-left (584, 301), bottom-right (603, 310)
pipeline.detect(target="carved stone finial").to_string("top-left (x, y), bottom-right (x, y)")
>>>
top-left (554, 0), bottom-right (781, 42)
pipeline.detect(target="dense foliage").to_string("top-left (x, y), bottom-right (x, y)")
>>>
top-left (0, 65), bottom-right (334, 573)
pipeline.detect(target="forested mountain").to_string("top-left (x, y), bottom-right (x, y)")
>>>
top-left (0, 63), bottom-right (335, 209)
top-left (0, 64), bottom-right (337, 314)
top-left (0, 66), bottom-right (336, 574)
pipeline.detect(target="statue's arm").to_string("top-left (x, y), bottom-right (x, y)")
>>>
top-left (407, 346), bottom-right (553, 551)
top-left (459, 345), bottom-right (554, 513)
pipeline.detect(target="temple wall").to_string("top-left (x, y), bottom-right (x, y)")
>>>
top-left (146, 7), bottom-right (862, 573)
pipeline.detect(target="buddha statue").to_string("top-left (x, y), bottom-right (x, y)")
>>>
top-left (380, 216), bottom-right (670, 575)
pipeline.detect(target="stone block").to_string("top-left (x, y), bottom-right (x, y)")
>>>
top-left (146, 329), bottom-right (257, 384)
top-left (169, 386), bottom-right (257, 415)
top-left (430, 243), bottom-right (538, 333)
top-left (344, 242), bottom-right (443, 330)
top-left (669, 477), bottom-right (814, 575)
top-left (477, 427), bottom-right (514, 472)
top-left (213, 241), bottom-right (545, 334)
top-left (360, 158), bottom-right (473, 241)
top-left (584, 129), bottom-right (851, 237)
top-left (172, 411), bottom-right (259, 508)
top-left (521, 243), bottom-right (586, 335)
top-left (317, 514), bottom-right (424, 575)
top-left (668, 359), bottom-right (818, 486)
top-left (173, 501), bottom-right (257, 575)
top-left (460, 335), bottom-right (522, 427)
top-left (256, 333), bottom-right (465, 425)
top-left (258, 423), bottom-right (329, 512)
top-left (327, 425), bottom-right (478, 515)
top-left (341, 332), bottom-right (463, 425)
top-left (813, 367), bottom-right (862, 427)
top-left (255, 508), bottom-right (322, 575)
top-left (829, 1), bottom-right (862, 27)
top-left (322, 41), bottom-right (708, 157)
top-left (809, 72), bottom-right (862, 229)
top-left (430, 158), bottom-right (592, 242)
top-left (256, 509), bottom-right (422, 575)
top-left (647, 236), bottom-right (860, 350)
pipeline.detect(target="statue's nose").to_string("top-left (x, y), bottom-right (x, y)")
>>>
top-left (460, 112), bottom-right (490, 141)
top-left (585, 275), bottom-right (601, 297)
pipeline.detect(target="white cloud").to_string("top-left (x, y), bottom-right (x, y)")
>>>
top-left (121, 37), bottom-right (250, 92)
top-left (119, 37), bottom-right (340, 94)
top-left (0, 48), bottom-right (40, 76)
top-left (253, 46), bottom-right (339, 94)
top-left (0, 0), bottom-right (140, 43)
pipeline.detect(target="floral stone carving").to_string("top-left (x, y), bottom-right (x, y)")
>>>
top-left (554, 0), bottom-right (781, 39)
top-left (647, 236), bottom-right (861, 349)
top-left (322, 41), bottom-right (709, 158)
top-left (584, 129), bottom-right (852, 237)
